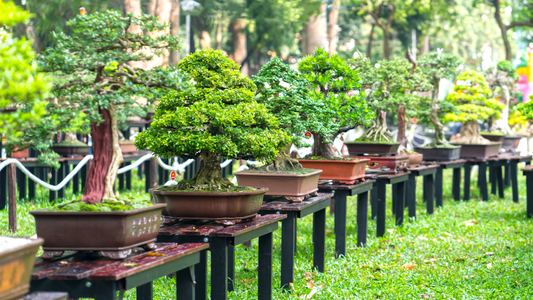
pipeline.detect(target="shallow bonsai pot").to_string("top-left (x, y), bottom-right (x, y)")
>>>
top-left (30, 203), bottom-right (166, 259)
top-left (481, 133), bottom-right (505, 143)
top-left (298, 159), bottom-right (369, 184)
top-left (52, 144), bottom-right (90, 157)
top-left (10, 147), bottom-right (29, 158)
top-left (407, 152), bottom-right (423, 167)
top-left (150, 188), bottom-right (267, 225)
top-left (234, 169), bottom-right (322, 202)
top-left (345, 142), bottom-right (400, 156)
top-left (502, 135), bottom-right (522, 152)
top-left (120, 141), bottom-right (137, 154)
top-left (349, 155), bottom-right (409, 174)
top-left (452, 142), bottom-right (502, 159)
top-left (0, 237), bottom-right (43, 300)
top-left (414, 147), bottom-right (461, 162)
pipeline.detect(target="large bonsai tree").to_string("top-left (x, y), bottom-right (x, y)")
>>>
top-left (444, 71), bottom-right (504, 144)
top-left (418, 51), bottom-right (462, 146)
top-left (135, 49), bottom-right (290, 191)
top-left (0, 1), bottom-right (50, 143)
top-left (351, 55), bottom-right (426, 143)
top-left (16, 11), bottom-right (184, 203)
top-left (485, 60), bottom-right (519, 134)
top-left (252, 56), bottom-right (335, 170)
top-left (298, 48), bottom-right (374, 159)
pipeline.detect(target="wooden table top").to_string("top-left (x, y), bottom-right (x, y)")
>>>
top-left (260, 193), bottom-right (333, 212)
top-left (32, 243), bottom-right (207, 281)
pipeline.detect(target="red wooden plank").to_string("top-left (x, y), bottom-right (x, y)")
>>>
top-left (158, 223), bottom-right (197, 236)
top-left (89, 243), bottom-right (208, 281)
top-left (260, 193), bottom-right (332, 212)
top-left (179, 224), bottom-right (225, 236)
top-left (318, 180), bottom-right (374, 191)
top-left (209, 214), bottom-right (286, 237)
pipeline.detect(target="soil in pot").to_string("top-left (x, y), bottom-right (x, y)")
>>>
top-left (298, 157), bottom-right (368, 184)
top-left (235, 168), bottom-right (322, 202)
top-left (0, 237), bottom-right (43, 300)
top-left (31, 199), bottom-right (165, 259)
top-left (150, 186), bottom-right (267, 225)
top-left (480, 132), bottom-right (505, 143)
top-left (414, 146), bottom-right (461, 162)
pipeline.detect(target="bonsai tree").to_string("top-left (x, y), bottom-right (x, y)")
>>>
top-left (485, 60), bottom-right (519, 134)
top-left (252, 56), bottom-right (335, 171)
top-left (418, 51), bottom-right (462, 146)
top-left (444, 71), bottom-right (504, 144)
top-left (298, 48), bottom-right (374, 159)
top-left (16, 11), bottom-right (185, 203)
top-left (134, 49), bottom-right (290, 191)
top-left (351, 55), bottom-right (426, 143)
top-left (0, 1), bottom-right (50, 143)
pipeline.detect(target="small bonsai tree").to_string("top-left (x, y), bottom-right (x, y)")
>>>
top-left (298, 48), bottom-right (374, 159)
top-left (485, 60), bottom-right (519, 134)
top-left (134, 49), bottom-right (290, 191)
top-left (351, 55), bottom-right (426, 143)
top-left (0, 1), bottom-right (50, 143)
top-left (444, 71), bottom-right (504, 144)
top-left (418, 51), bottom-right (462, 146)
top-left (252, 56), bottom-right (335, 171)
top-left (16, 11), bottom-right (184, 203)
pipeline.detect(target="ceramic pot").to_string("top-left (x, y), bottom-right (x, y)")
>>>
top-left (407, 152), bottom-right (423, 167)
top-left (150, 188), bottom-right (267, 225)
top-left (349, 155), bottom-right (409, 174)
top-left (414, 147), bottom-right (462, 162)
top-left (345, 142), bottom-right (400, 156)
top-left (452, 142), bottom-right (502, 159)
top-left (30, 204), bottom-right (166, 259)
top-left (119, 142), bottom-right (137, 154)
top-left (298, 159), bottom-right (369, 184)
top-left (502, 135), bottom-right (522, 152)
top-left (0, 237), bottom-right (43, 300)
top-left (234, 169), bottom-right (322, 202)
top-left (481, 133), bottom-right (505, 143)
top-left (10, 147), bottom-right (29, 158)
top-left (52, 144), bottom-right (90, 157)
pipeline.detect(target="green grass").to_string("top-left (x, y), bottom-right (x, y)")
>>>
top-left (2, 167), bottom-right (533, 299)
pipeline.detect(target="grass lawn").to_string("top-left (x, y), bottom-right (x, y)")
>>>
top-left (1, 166), bottom-right (532, 299)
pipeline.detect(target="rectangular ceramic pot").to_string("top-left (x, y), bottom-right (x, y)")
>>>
top-left (345, 142), bottom-right (400, 156)
top-left (452, 142), bottom-right (502, 159)
top-left (0, 237), bottom-right (43, 300)
top-left (349, 155), bottom-right (409, 174)
top-left (414, 147), bottom-right (462, 162)
top-left (235, 169), bottom-right (322, 197)
top-left (120, 142), bottom-right (137, 154)
top-left (52, 145), bottom-right (90, 157)
top-left (481, 133), bottom-right (505, 143)
top-left (10, 147), bottom-right (29, 158)
top-left (298, 159), bottom-right (369, 184)
top-left (502, 135), bottom-right (522, 152)
top-left (30, 204), bottom-right (166, 258)
top-left (150, 188), bottom-right (267, 224)
top-left (408, 152), bottom-right (423, 167)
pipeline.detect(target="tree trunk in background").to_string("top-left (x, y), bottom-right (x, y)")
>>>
top-left (169, 1), bottom-right (180, 65)
top-left (397, 105), bottom-right (406, 148)
top-left (147, 0), bottom-right (172, 67)
top-left (454, 120), bottom-right (491, 144)
top-left (147, 0), bottom-right (157, 15)
top-left (327, 0), bottom-right (340, 54)
top-left (125, 0), bottom-right (143, 68)
top-left (231, 18), bottom-right (248, 76)
top-left (430, 76), bottom-right (449, 146)
top-left (200, 30), bottom-right (211, 50)
top-left (383, 28), bottom-right (391, 60)
top-left (418, 35), bottom-right (429, 55)
top-left (311, 133), bottom-right (337, 159)
top-left (493, 0), bottom-right (512, 61)
top-left (366, 24), bottom-right (375, 58)
top-left (216, 18), bottom-right (222, 49)
top-left (301, 4), bottom-right (327, 55)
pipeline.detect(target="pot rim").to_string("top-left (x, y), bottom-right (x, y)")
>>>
top-left (0, 237), bottom-right (44, 254)
top-left (234, 169), bottom-right (322, 177)
top-left (415, 146), bottom-right (462, 150)
top-left (344, 141), bottom-right (401, 146)
top-left (298, 158), bottom-right (370, 164)
top-left (151, 186), bottom-right (269, 196)
top-left (30, 203), bottom-right (167, 216)
top-left (451, 142), bottom-right (502, 146)
top-left (52, 145), bottom-right (90, 148)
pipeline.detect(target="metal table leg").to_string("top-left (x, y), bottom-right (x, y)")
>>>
top-left (406, 173), bottom-right (416, 219)
top-left (423, 174), bottom-right (434, 215)
top-left (357, 191), bottom-right (368, 247)
top-left (452, 167), bottom-right (461, 201)
top-left (195, 250), bottom-right (208, 300)
top-left (176, 267), bottom-right (195, 300)
top-left (395, 181), bottom-right (405, 225)
top-left (136, 282), bottom-right (153, 300)
top-left (463, 163), bottom-right (471, 201)
top-left (376, 179), bottom-right (387, 237)
top-left (334, 190), bottom-right (349, 258)
top-left (511, 161), bottom-right (519, 203)
top-left (313, 208), bottom-right (326, 272)
top-left (281, 213), bottom-right (296, 289)
top-left (211, 238), bottom-right (228, 300)
top-left (258, 232), bottom-right (273, 300)
top-left (479, 162), bottom-right (488, 201)
top-left (435, 167), bottom-right (443, 207)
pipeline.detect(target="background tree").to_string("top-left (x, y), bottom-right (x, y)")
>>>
top-left (135, 49), bottom-right (289, 191)
top-left (485, 60), bottom-right (519, 134)
top-left (298, 48), bottom-right (374, 158)
top-left (418, 51), bottom-right (462, 146)
top-left (15, 11), bottom-right (184, 204)
top-left (0, 1), bottom-right (50, 143)
top-left (444, 70), bottom-right (504, 144)
top-left (252, 56), bottom-right (335, 170)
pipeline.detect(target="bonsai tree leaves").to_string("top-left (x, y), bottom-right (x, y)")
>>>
top-left (252, 56), bottom-right (335, 170)
top-left (135, 49), bottom-right (290, 191)
top-left (444, 70), bottom-right (504, 144)
top-left (418, 51), bottom-right (462, 147)
top-left (298, 48), bottom-right (373, 159)
top-left (0, 1), bottom-right (50, 144)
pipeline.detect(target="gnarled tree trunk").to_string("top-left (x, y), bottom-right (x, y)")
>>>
top-left (311, 133), bottom-right (337, 159)
top-left (264, 143), bottom-right (301, 171)
top-left (364, 113), bottom-right (392, 142)
top-left (453, 120), bottom-right (491, 144)
top-left (429, 76), bottom-right (449, 146)
top-left (177, 150), bottom-right (232, 190)
top-left (397, 105), bottom-right (407, 148)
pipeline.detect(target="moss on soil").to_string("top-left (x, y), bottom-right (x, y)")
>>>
top-left (300, 156), bottom-right (359, 161)
top-left (239, 167), bottom-right (318, 175)
top-left (156, 185), bottom-right (256, 193)
top-left (480, 132), bottom-right (504, 136)
top-left (46, 199), bottom-right (152, 212)
top-left (419, 145), bottom-right (461, 149)
top-left (350, 137), bottom-right (398, 144)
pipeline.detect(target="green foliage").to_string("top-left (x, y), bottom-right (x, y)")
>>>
top-left (0, 1), bottom-right (50, 143)
top-left (135, 49), bottom-right (290, 161)
top-left (13, 10), bottom-right (185, 166)
top-left (253, 56), bottom-right (335, 147)
top-left (497, 60), bottom-right (516, 73)
top-left (298, 48), bottom-right (373, 137)
top-left (517, 96), bottom-right (533, 120)
top-left (444, 71), bottom-right (504, 122)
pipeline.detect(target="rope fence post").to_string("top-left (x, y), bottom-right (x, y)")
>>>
top-left (8, 164), bottom-right (16, 233)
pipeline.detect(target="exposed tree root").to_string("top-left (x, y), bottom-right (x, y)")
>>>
top-left (363, 114), bottom-right (392, 142)
top-left (176, 150), bottom-right (234, 191)
top-left (453, 120), bottom-right (491, 144)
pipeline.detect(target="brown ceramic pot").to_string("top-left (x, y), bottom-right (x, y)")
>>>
top-left (150, 188), bottom-right (267, 224)
top-left (481, 133), bottom-right (505, 143)
top-left (298, 159), bottom-right (369, 184)
top-left (30, 203), bottom-right (166, 259)
top-left (0, 237), bottom-right (43, 300)
top-left (502, 135), bottom-right (522, 152)
top-left (349, 155), bottom-right (409, 174)
top-left (452, 142), bottom-right (502, 159)
top-left (52, 144), bottom-right (90, 157)
top-left (10, 147), bottom-right (29, 158)
top-left (120, 142), bottom-right (137, 154)
top-left (414, 147), bottom-right (461, 162)
top-left (345, 142), bottom-right (400, 156)
top-left (234, 169), bottom-right (322, 201)
top-left (407, 152), bottom-right (423, 167)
